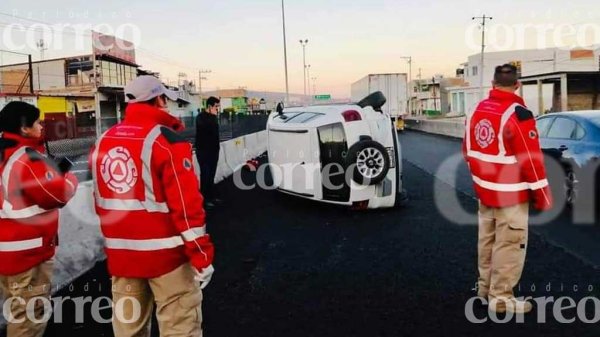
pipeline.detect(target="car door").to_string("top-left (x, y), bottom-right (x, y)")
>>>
top-left (543, 116), bottom-right (579, 165)
top-left (537, 116), bottom-right (555, 156)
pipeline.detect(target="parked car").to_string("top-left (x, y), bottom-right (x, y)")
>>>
top-left (536, 111), bottom-right (600, 206)
top-left (266, 92), bottom-right (406, 209)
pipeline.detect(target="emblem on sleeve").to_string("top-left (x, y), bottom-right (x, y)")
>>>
top-left (100, 147), bottom-right (138, 194)
top-left (529, 130), bottom-right (537, 139)
top-left (474, 119), bottom-right (496, 149)
top-left (183, 158), bottom-right (193, 171)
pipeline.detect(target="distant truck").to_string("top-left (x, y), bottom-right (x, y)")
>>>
top-left (351, 73), bottom-right (408, 130)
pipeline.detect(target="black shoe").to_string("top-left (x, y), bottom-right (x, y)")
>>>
top-left (204, 201), bottom-right (216, 210)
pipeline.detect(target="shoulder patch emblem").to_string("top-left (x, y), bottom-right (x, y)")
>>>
top-left (515, 106), bottom-right (534, 121)
top-left (474, 119), bottom-right (496, 149)
top-left (529, 130), bottom-right (538, 139)
top-left (183, 158), bottom-right (193, 171)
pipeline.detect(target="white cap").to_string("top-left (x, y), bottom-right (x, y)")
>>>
top-left (124, 75), bottom-right (179, 103)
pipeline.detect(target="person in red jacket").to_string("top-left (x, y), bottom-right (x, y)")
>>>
top-left (463, 64), bottom-right (553, 314)
top-left (89, 75), bottom-right (214, 337)
top-left (0, 101), bottom-right (78, 337)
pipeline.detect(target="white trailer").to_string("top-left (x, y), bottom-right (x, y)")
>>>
top-left (351, 74), bottom-right (408, 117)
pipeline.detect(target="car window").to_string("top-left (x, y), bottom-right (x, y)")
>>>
top-left (546, 117), bottom-right (576, 139)
top-left (535, 117), bottom-right (554, 138)
top-left (286, 112), bottom-right (323, 124)
top-left (573, 124), bottom-right (586, 140)
top-left (274, 112), bottom-right (323, 124)
top-left (273, 112), bottom-right (302, 123)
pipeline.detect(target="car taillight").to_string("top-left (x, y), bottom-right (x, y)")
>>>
top-left (342, 110), bottom-right (362, 122)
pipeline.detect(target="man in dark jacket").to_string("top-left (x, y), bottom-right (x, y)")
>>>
top-left (195, 96), bottom-right (221, 209)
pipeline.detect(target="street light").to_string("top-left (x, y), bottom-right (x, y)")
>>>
top-left (198, 69), bottom-right (211, 108)
top-left (306, 64), bottom-right (311, 103)
top-left (299, 39), bottom-right (309, 99)
top-left (311, 76), bottom-right (317, 98)
top-left (281, 0), bottom-right (290, 104)
top-left (400, 56), bottom-right (412, 115)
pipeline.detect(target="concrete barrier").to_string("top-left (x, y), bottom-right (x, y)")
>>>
top-left (405, 118), bottom-right (465, 139)
top-left (214, 147), bottom-right (233, 184)
top-left (243, 132), bottom-right (260, 158)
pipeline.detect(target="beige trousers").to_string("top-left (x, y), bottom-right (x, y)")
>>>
top-left (111, 263), bottom-right (203, 337)
top-left (0, 260), bottom-right (54, 337)
top-left (478, 202), bottom-right (529, 301)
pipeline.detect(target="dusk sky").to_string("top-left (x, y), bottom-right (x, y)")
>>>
top-left (1, 0), bottom-right (599, 97)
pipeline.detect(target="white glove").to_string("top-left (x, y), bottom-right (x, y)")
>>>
top-left (194, 265), bottom-right (215, 289)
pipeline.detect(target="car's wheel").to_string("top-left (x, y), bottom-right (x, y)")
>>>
top-left (345, 140), bottom-right (390, 185)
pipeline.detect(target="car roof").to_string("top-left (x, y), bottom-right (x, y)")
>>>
top-left (538, 110), bottom-right (600, 119)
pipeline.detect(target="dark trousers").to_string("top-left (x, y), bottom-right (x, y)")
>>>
top-left (198, 156), bottom-right (218, 201)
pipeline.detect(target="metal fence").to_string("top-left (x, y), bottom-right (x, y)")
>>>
top-left (45, 115), bottom-right (269, 159)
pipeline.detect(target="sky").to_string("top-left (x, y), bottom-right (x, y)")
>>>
top-left (1, 0), bottom-right (599, 98)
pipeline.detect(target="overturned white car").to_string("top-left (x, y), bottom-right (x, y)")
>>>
top-left (266, 92), bottom-right (405, 209)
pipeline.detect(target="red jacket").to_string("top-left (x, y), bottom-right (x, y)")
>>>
top-left (90, 103), bottom-right (214, 278)
top-left (462, 89), bottom-right (553, 210)
top-left (0, 133), bottom-right (78, 275)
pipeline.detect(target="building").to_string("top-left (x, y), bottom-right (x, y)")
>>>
top-left (0, 32), bottom-right (198, 140)
top-left (0, 38), bottom-right (139, 140)
top-left (447, 46), bottom-right (600, 116)
top-left (409, 76), bottom-right (465, 116)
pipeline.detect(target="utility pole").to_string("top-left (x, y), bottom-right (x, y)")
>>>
top-left (311, 77), bottom-right (317, 98)
top-left (417, 68), bottom-right (422, 115)
top-left (281, 0), bottom-right (290, 104)
top-left (432, 76), bottom-right (437, 112)
top-left (299, 39), bottom-right (309, 100)
top-left (400, 56), bottom-right (412, 114)
top-left (178, 72), bottom-right (187, 87)
top-left (198, 69), bottom-right (211, 107)
top-left (472, 15), bottom-right (492, 101)
top-left (36, 39), bottom-right (47, 61)
top-left (306, 64), bottom-right (311, 103)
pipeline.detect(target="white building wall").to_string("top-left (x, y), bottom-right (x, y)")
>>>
top-left (1, 59), bottom-right (66, 92)
top-left (464, 47), bottom-right (600, 88)
top-left (450, 46), bottom-right (600, 115)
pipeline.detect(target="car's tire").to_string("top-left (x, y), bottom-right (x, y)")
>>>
top-left (344, 140), bottom-right (390, 185)
top-left (357, 91), bottom-right (387, 111)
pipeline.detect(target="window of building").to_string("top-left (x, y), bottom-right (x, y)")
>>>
top-left (472, 66), bottom-right (478, 76)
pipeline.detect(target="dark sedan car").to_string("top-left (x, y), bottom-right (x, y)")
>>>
top-left (536, 111), bottom-right (600, 207)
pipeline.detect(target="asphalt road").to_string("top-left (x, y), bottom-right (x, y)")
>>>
top-left (22, 130), bottom-right (600, 337)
